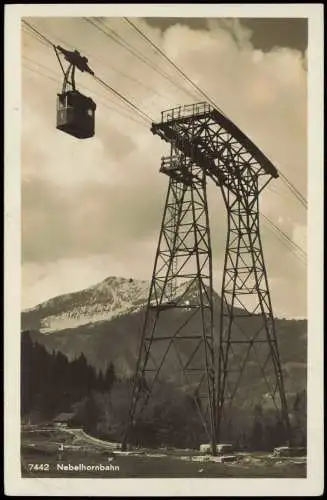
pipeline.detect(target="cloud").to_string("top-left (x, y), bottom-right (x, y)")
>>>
top-left (21, 17), bottom-right (307, 317)
top-left (22, 173), bottom-right (166, 263)
top-left (206, 18), bottom-right (253, 49)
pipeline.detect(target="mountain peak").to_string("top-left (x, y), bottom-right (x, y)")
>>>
top-left (94, 275), bottom-right (148, 288)
top-left (22, 276), bottom-right (150, 334)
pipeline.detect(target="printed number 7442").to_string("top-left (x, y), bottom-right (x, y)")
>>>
top-left (28, 464), bottom-right (50, 471)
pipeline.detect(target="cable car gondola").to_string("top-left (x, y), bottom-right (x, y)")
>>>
top-left (55, 45), bottom-right (96, 139)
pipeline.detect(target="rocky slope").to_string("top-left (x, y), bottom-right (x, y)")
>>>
top-left (22, 276), bottom-right (307, 395)
top-left (23, 276), bottom-right (150, 334)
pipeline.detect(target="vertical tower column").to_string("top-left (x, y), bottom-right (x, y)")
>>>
top-left (216, 156), bottom-right (291, 444)
top-left (122, 157), bottom-right (217, 453)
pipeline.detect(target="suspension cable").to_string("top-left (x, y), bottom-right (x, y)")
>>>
top-left (22, 20), bottom-right (55, 47)
top-left (261, 214), bottom-right (307, 260)
top-left (123, 17), bottom-right (227, 117)
top-left (278, 171), bottom-right (307, 209)
top-left (84, 17), bottom-right (198, 101)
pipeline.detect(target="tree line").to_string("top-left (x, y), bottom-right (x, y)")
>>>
top-left (21, 330), bottom-right (115, 420)
top-left (21, 330), bottom-right (306, 450)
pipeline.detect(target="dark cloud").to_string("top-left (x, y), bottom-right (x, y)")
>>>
top-left (242, 18), bottom-right (308, 53)
top-left (145, 17), bottom-right (308, 52)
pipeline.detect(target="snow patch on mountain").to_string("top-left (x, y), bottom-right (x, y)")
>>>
top-left (29, 276), bottom-right (150, 334)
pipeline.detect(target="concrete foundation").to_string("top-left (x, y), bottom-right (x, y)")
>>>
top-left (199, 443), bottom-right (233, 455)
top-left (192, 454), bottom-right (237, 464)
top-left (211, 455), bottom-right (237, 464)
top-left (273, 446), bottom-right (306, 457)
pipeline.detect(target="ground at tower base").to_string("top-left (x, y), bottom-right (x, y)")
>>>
top-left (21, 425), bottom-right (306, 478)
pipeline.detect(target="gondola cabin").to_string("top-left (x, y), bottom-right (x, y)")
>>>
top-left (56, 90), bottom-right (96, 139)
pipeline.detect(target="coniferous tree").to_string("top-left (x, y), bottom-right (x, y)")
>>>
top-left (21, 330), bottom-right (34, 416)
top-left (250, 404), bottom-right (265, 450)
top-left (292, 390), bottom-right (307, 447)
top-left (104, 363), bottom-right (115, 392)
top-left (96, 370), bottom-right (105, 392)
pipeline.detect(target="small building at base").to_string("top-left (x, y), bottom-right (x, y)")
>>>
top-left (53, 412), bottom-right (75, 428)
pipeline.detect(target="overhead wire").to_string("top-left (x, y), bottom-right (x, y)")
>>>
top-left (87, 17), bottom-right (198, 100)
top-left (266, 185), bottom-right (297, 202)
top-left (261, 213), bottom-right (307, 261)
top-left (22, 26), bottom-right (50, 49)
top-left (278, 171), bottom-right (307, 209)
top-left (84, 17), bottom-right (199, 102)
top-left (123, 17), bottom-right (227, 117)
top-left (84, 19), bottom-right (178, 105)
top-left (23, 63), bottom-right (58, 84)
top-left (93, 74), bottom-right (152, 123)
top-left (22, 20), bottom-right (55, 47)
top-left (263, 222), bottom-right (307, 266)
top-left (266, 183), bottom-right (307, 216)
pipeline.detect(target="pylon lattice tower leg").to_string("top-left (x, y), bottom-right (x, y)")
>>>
top-left (122, 152), bottom-right (217, 453)
top-left (216, 148), bottom-right (291, 444)
top-left (122, 102), bottom-right (291, 453)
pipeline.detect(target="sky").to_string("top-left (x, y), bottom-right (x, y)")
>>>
top-left (21, 16), bottom-right (308, 318)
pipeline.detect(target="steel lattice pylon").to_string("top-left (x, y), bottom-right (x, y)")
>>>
top-left (122, 102), bottom-right (291, 454)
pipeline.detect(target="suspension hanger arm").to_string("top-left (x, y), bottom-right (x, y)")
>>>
top-left (55, 45), bottom-right (94, 75)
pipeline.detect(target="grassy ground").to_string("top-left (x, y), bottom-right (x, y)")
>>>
top-left (21, 426), bottom-right (306, 479)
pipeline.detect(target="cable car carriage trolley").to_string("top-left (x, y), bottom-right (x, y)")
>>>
top-left (55, 45), bottom-right (96, 139)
